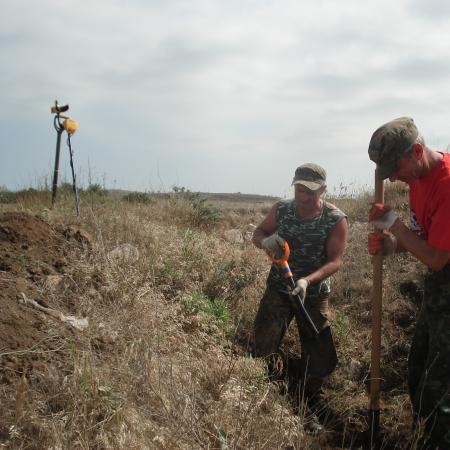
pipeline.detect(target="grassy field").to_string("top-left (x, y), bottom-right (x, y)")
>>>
top-left (0, 184), bottom-right (427, 449)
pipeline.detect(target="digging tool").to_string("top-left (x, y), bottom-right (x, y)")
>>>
top-left (50, 100), bottom-right (80, 216)
top-left (267, 241), bottom-right (320, 338)
top-left (369, 171), bottom-right (384, 445)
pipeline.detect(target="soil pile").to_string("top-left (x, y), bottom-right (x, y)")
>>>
top-left (0, 211), bottom-right (81, 385)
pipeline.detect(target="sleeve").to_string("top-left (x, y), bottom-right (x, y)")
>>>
top-left (328, 207), bottom-right (347, 232)
top-left (427, 185), bottom-right (450, 252)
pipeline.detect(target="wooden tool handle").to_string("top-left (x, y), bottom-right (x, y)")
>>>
top-left (369, 172), bottom-right (384, 416)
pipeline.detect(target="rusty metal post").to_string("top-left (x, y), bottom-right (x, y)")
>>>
top-left (51, 118), bottom-right (63, 209)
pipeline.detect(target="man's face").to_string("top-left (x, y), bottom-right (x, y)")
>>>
top-left (388, 153), bottom-right (420, 184)
top-left (294, 184), bottom-right (323, 208)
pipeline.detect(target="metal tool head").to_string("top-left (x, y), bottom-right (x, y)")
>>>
top-left (51, 100), bottom-right (69, 114)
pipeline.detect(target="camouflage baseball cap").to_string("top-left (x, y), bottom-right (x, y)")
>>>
top-left (368, 117), bottom-right (419, 180)
top-left (292, 163), bottom-right (326, 191)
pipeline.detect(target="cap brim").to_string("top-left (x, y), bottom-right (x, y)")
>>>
top-left (375, 164), bottom-right (394, 180)
top-left (292, 180), bottom-right (324, 191)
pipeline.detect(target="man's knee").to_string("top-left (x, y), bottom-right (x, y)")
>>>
top-left (253, 291), bottom-right (292, 357)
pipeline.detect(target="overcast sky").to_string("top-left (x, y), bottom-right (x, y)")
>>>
top-left (1, 0), bottom-right (450, 198)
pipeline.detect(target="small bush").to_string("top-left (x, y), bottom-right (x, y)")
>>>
top-left (122, 192), bottom-right (152, 204)
top-left (15, 188), bottom-right (50, 205)
top-left (0, 188), bottom-right (16, 204)
top-left (181, 292), bottom-right (231, 330)
top-left (59, 182), bottom-right (76, 194)
top-left (189, 194), bottom-right (223, 228)
top-left (85, 183), bottom-right (108, 197)
top-left (205, 258), bottom-right (257, 302)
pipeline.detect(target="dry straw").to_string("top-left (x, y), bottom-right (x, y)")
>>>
top-left (0, 183), bottom-right (425, 449)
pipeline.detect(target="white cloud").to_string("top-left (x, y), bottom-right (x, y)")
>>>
top-left (1, 0), bottom-right (450, 196)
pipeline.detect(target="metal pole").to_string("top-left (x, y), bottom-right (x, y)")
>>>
top-left (51, 118), bottom-right (63, 209)
top-left (369, 172), bottom-right (384, 445)
top-left (67, 134), bottom-right (80, 216)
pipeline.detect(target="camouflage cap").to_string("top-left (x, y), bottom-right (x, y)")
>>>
top-left (368, 117), bottom-right (419, 180)
top-left (292, 163), bottom-right (326, 191)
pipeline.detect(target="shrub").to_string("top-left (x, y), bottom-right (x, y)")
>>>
top-left (85, 183), bottom-right (108, 197)
top-left (0, 187), bottom-right (16, 204)
top-left (122, 191), bottom-right (152, 204)
top-left (59, 182), bottom-right (75, 194)
top-left (181, 292), bottom-right (231, 331)
top-left (189, 194), bottom-right (223, 228)
top-left (15, 188), bottom-right (50, 205)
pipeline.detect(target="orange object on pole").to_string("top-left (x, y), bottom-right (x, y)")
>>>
top-left (63, 118), bottom-right (79, 134)
top-left (369, 171), bottom-right (384, 443)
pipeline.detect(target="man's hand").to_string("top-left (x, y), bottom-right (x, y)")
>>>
top-left (261, 233), bottom-right (285, 254)
top-left (368, 232), bottom-right (397, 256)
top-left (369, 203), bottom-right (399, 231)
top-left (292, 278), bottom-right (309, 300)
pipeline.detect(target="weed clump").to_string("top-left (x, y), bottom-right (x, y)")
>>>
top-left (189, 193), bottom-right (223, 227)
top-left (0, 187), bottom-right (16, 204)
top-left (122, 191), bottom-right (152, 204)
top-left (181, 291), bottom-right (232, 332)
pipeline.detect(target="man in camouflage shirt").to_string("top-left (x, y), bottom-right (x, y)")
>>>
top-left (368, 117), bottom-right (450, 449)
top-left (252, 163), bottom-right (348, 424)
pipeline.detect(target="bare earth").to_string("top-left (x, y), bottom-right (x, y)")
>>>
top-left (0, 212), bottom-right (86, 439)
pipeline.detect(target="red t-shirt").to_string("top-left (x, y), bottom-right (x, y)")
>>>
top-left (409, 152), bottom-right (450, 252)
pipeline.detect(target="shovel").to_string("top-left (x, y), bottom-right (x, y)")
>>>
top-left (267, 241), bottom-right (319, 338)
top-left (267, 241), bottom-right (337, 385)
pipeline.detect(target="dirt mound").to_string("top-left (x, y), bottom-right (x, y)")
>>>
top-left (0, 212), bottom-right (81, 384)
top-left (0, 211), bottom-right (67, 274)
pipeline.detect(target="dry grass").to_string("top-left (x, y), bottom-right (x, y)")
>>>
top-left (0, 182), bottom-right (426, 449)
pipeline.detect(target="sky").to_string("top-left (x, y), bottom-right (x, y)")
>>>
top-left (1, 0), bottom-right (450, 198)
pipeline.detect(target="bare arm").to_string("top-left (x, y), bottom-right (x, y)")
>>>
top-left (252, 203), bottom-right (278, 249)
top-left (390, 219), bottom-right (450, 271)
top-left (304, 217), bottom-right (349, 285)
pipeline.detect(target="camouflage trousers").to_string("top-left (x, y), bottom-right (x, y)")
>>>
top-left (408, 266), bottom-right (450, 449)
top-left (253, 287), bottom-right (337, 392)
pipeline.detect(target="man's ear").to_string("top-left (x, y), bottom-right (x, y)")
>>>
top-left (412, 143), bottom-right (424, 160)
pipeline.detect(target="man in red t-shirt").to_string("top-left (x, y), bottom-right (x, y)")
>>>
top-left (367, 117), bottom-right (450, 448)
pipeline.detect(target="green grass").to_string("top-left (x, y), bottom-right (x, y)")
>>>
top-left (181, 291), bottom-right (232, 331)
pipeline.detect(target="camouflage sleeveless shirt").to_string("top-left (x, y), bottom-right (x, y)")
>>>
top-left (267, 198), bottom-right (346, 297)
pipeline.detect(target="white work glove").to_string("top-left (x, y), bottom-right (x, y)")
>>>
top-left (369, 210), bottom-right (398, 230)
top-left (292, 278), bottom-right (309, 300)
top-left (368, 204), bottom-right (399, 231)
top-left (261, 233), bottom-right (285, 254)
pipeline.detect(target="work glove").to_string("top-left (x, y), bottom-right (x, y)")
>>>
top-left (291, 278), bottom-right (309, 301)
top-left (261, 233), bottom-right (285, 255)
top-left (369, 203), bottom-right (399, 231)
top-left (368, 232), bottom-right (397, 256)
